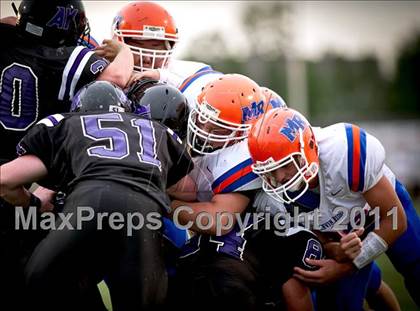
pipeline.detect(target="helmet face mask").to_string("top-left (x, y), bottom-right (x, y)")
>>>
top-left (113, 1), bottom-right (178, 72)
top-left (253, 145), bottom-right (315, 204)
top-left (117, 36), bottom-right (173, 72)
top-left (187, 104), bottom-right (249, 155)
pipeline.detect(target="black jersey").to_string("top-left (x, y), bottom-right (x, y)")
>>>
top-left (0, 24), bottom-right (109, 163)
top-left (175, 217), bottom-right (324, 310)
top-left (17, 112), bottom-right (193, 209)
top-left (179, 215), bottom-right (323, 284)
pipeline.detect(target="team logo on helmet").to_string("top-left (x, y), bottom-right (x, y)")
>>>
top-left (46, 6), bottom-right (79, 30)
top-left (280, 114), bottom-right (306, 142)
top-left (241, 100), bottom-right (264, 123)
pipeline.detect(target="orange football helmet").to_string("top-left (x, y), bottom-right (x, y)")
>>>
top-left (112, 1), bottom-right (178, 72)
top-left (261, 87), bottom-right (287, 111)
top-left (248, 108), bottom-right (319, 203)
top-left (187, 74), bottom-right (266, 154)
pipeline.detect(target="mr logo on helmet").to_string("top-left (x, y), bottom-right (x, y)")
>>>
top-left (280, 114), bottom-right (307, 142)
top-left (241, 100), bottom-right (265, 123)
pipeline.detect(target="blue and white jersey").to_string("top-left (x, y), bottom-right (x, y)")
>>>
top-left (159, 60), bottom-right (223, 111)
top-left (189, 140), bottom-right (262, 202)
top-left (303, 123), bottom-right (396, 230)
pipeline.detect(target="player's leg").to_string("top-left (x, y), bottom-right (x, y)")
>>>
top-left (316, 262), bottom-right (373, 311)
top-left (0, 198), bottom-right (29, 309)
top-left (24, 183), bottom-right (109, 311)
top-left (0, 196), bottom-right (50, 310)
top-left (281, 277), bottom-right (314, 311)
top-left (386, 180), bottom-right (420, 306)
top-left (105, 189), bottom-right (168, 311)
top-left (365, 261), bottom-right (401, 311)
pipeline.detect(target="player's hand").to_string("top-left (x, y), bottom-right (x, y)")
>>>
top-left (33, 186), bottom-right (55, 213)
top-left (94, 39), bottom-right (124, 62)
top-left (128, 70), bottom-right (161, 86)
top-left (339, 227), bottom-right (364, 260)
top-left (293, 258), bottom-right (355, 285)
top-left (167, 175), bottom-right (197, 202)
top-left (323, 241), bottom-right (349, 262)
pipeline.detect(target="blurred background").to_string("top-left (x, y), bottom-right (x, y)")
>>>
top-left (2, 1), bottom-right (420, 309)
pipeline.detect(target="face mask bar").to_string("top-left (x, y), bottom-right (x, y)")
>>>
top-left (114, 30), bottom-right (177, 72)
top-left (261, 154), bottom-right (310, 204)
top-left (129, 45), bottom-right (172, 72)
top-left (114, 29), bottom-right (178, 42)
top-left (252, 129), bottom-right (318, 203)
top-left (187, 106), bottom-right (251, 155)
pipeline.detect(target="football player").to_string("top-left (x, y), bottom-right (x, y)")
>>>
top-left (103, 1), bottom-right (290, 115)
top-left (169, 74), bottom-right (321, 311)
top-left (248, 107), bottom-right (419, 308)
top-left (94, 1), bottom-right (223, 110)
top-left (0, 80), bottom-right (193, 311)
top-left (0, 1), bottom-right (133, 308)
top-left (0, 0), bottom-right (133, 164)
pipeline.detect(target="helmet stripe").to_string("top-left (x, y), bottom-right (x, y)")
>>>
top-left (346, 124), bottom-right (367, 192)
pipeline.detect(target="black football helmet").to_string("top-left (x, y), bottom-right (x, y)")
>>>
top-left (71, 81), bottom-right (132, 113)
top-left (127, 79), bottom-right (189, 139)
top-left (16, 0), bottom-right (89, 47)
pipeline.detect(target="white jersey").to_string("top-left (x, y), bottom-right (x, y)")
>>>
top-left (308, 123), bottom-right (396, 231)
top-left (188, 140), bottom-right (262, 202)
top-left (158, 60), bottom-right (223, 110)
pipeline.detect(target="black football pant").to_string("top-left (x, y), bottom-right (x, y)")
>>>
top-left (24, 181), bottom-right (167, 311)
top-left (0, 197), bottom-right (50, 311)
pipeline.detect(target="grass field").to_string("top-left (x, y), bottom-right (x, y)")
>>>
top-left (99, 200), bottom-right (420, 311)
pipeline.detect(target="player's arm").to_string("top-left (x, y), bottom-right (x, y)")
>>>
top-left (282, 278), bottom-right (314, 311)
top-left (0, 16), bottom-right (17, 25)
top-left (0, 155), bottom-right (48, 208)
top-left (350, 175), bottom-right (407, 267)
top-left (167, 175), bottom-right (197, 202)
top-left (96, 39), bottom-right (133, 88)
top-left (127, 68), bottom-right (183, 88)
top-left (170, 192), bottom-right (250, 235)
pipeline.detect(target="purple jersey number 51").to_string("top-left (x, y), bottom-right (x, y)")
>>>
top-left (81, 113), bottom-right (161, 170)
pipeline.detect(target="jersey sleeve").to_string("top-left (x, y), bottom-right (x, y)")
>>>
top-left (17, 114), bottom-right (66, 172)
top-left (165, 127), bottom-right (194, 188)
top-left (210, 141), bottom-right (262, 194)
top-left (344, 124), bottom-right (386, 193)
top-left (58, 46), bottom-right (109, 102)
